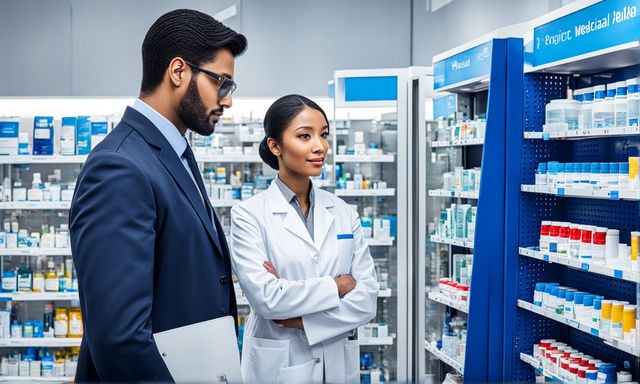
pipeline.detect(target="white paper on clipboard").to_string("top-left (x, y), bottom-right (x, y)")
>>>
top-left (154, 315), bottom-right (242, 383)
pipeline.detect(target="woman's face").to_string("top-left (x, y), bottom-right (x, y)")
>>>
top-left (273, 106), bottom-right (329, 178)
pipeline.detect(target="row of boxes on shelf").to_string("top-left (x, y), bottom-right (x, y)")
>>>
top-left (337, 131), bottom-right (385, 157)
top-left (544, 77), bottom-right (639, 132)
top-left (530, 339), bottom-right (631, 383)
top-left (539, 221), bottom-right (638, 271)
top-left (438, 278), bottom-right (470, 304)
top-left (335, 163), bottom-right (389, 191)
top-left (361, 216), bottom-right (395, 243)
top-left (0, 347), bottom-right (78, 378)
top-left (192, 139), bottom-right (260, 157)
top-left (0, 300), bottom-right (82, 339)
top-left (534, 159), bottom-right (640, 191)
top-left (202, 165), bottom-right (273, 202)
top-left (0, 223), bottom-right (70, 250)
top-left (0, 116), bottom-right (109, 156)
top-left (0, 171), bottom-right (75, 203)
top-left (2, 259), bottom-right (76, 293)
top-left (442, 167), bottom-right (481, 194)
top-left (435, 119), bottom-right (487, 142)
top-left (533, 282), bottom-right (637, 345)
top-left (358, 322), bottom-right (389, 340)
top-left (433, 204), bottom-right (476, 241)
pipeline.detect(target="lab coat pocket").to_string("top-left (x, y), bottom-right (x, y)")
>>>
top-left (336, 237), bottom-right (355, 273)
top-left (277, 359), bottom-right (322, 384)
top-left (344, 339), bottom-right (360, 384)
top-left (244, 337), bottom-right (289, 383)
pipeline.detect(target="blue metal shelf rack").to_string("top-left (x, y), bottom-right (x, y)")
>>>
top-left (506, 62), bottom-right (640, 383)
top-left (504, 0), bottom-right (640, 379)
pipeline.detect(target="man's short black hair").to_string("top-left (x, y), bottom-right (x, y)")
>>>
top-left (140, 9), bottom-right (247, 95)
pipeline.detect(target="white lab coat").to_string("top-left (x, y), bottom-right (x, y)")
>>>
top-left (230, 181), bottom-right (378, 384)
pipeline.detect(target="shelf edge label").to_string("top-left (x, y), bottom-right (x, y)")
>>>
top-left (530, 0), bottom-right (640, 68)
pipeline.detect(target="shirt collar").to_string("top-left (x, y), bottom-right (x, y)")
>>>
top-left (132, 98), bottom-right (187, 158)
top-left (274, 176), bottom-right (315, 205)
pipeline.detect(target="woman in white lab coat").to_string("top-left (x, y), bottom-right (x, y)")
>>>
top-left (230, 94), bottom-right (379, 384)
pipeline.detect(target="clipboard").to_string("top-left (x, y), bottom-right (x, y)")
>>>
top-left (154, 316), bottom-right (242, 383)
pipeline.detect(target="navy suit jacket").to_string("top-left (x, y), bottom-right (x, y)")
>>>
top-left (70, 107), bottom-right (236, 382)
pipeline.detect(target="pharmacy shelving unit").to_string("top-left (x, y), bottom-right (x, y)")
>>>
top-left (414, 26), bottom-right (526, 382)
top-left (504, 0), bottom-right (640, 381)
top-left (0, 152), bottom-right (84, 381)
top-left (330, 67), bottom-right (419, 382)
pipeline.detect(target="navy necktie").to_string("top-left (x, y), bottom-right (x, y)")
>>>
top-left (182, 144), bottom-right (213, 221)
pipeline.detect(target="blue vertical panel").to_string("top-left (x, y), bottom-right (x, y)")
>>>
top-left (463, 38), bottom-right (507, 383)
top-left (502, 37), bottom-right (524, 381)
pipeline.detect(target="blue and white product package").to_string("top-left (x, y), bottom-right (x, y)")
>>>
top-left (76, 116), bottom-right (91, 155)
top-left (0, 120), bottom-right (20, 155)
top-left (60, 117), bottom-right (77, 156)
top-left (18, 133), bottom-right (29, 155)
top-left (33, 116), bottom-right (54, 155)
top-left (90, 118), bottom-right (108, 150)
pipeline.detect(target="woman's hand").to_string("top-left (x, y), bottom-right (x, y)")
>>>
top-left (263, 260), bottom-right (280, 278)
top-left (273, 317), bottom-right (304, 329)
top-left (334, 274), bottom-right (356, 297)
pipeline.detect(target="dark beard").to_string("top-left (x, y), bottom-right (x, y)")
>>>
top-left (177, 76), bottom-right (220, 136)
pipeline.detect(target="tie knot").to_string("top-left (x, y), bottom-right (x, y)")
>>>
top-left (183, 144), bottom-right (195, 161)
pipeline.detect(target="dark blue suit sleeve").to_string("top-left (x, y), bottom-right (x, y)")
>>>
top-left (70, 151), bottom-right (173, 382)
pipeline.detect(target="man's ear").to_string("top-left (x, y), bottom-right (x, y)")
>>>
top-left (168, 57), bottom-right (187, 87)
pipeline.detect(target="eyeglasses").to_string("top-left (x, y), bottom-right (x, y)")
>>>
top-left (185, 61), bottom-right (237, 99)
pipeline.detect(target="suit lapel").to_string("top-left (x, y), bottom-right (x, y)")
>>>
top-left (158, 149), bottom-right (223, 255)
top-left (120, 107), bottom-right (223, 256)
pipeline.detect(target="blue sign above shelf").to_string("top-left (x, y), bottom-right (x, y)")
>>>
top-left (529, 0), bottom-right (640, 68)
top-left (343, 76), bottom-right (397, 102)
top-left (433, 94), bottom-right (457, 119)
top-left (433, 41), bottom-right (493, 90)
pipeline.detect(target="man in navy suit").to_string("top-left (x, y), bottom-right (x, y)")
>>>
top-left (69, 9), bottom-right (247, 381)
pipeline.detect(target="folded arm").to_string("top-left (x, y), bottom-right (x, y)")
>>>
top-left (230, 205), bottom-right (342, 319)
top-left (301, 210), bottom-right (379, 345)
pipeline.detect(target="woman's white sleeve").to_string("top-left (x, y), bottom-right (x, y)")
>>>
top-left (301, 209), bottom-right (379, 346)
top-left (230, 204), bottom-right (341, 319)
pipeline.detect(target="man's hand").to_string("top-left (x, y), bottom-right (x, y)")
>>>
top-left (334, 274), bottom-right (356, 298)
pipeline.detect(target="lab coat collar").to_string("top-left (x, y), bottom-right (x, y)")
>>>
top-left (267, 181), bottom-right (334, 252)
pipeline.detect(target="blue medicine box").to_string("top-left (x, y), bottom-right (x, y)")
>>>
top-left (32, 116), bottom-right (54, 156)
